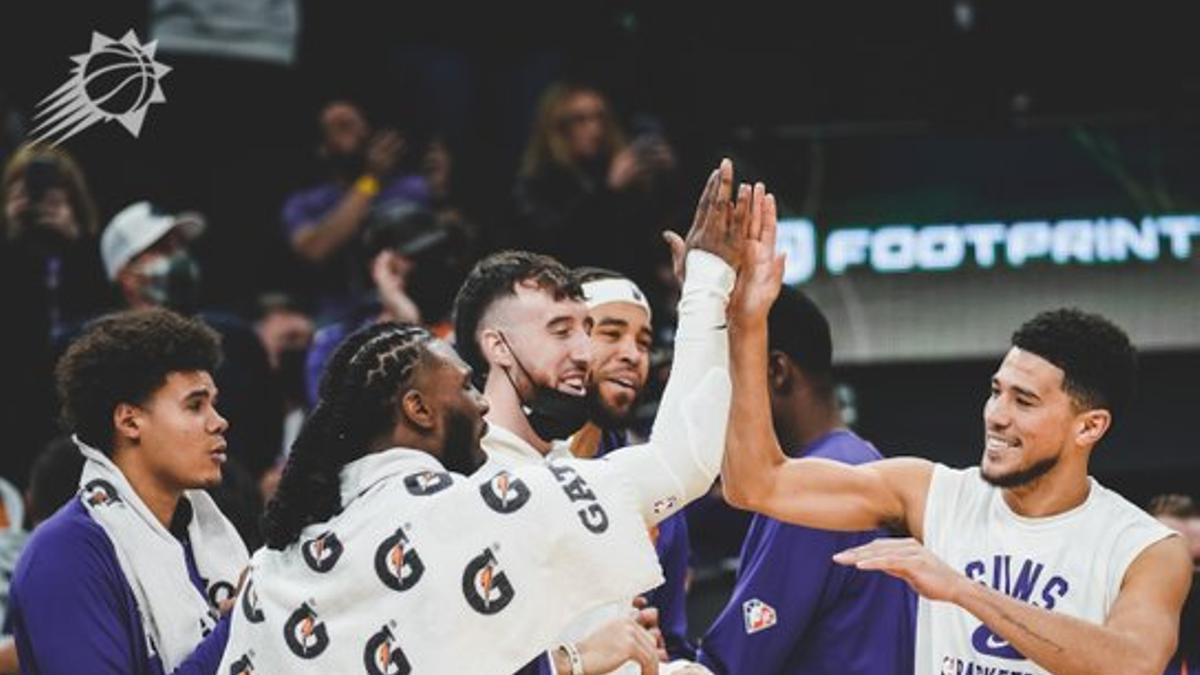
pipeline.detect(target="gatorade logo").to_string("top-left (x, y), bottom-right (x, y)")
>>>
top-left (404, 470), bottom-right (453, 496)
top-left (228, 653), bottom-right (255, 675)
top-left (82, 479), bottom-right (121, 507)
top-left (479, 471), bottom-right (531, 514)
top-left (363, 623), bottom-right (412, 675)
top-left (241, 578), bottom-right (264, 623)
top-left (301, 531), bottom-right (344, 573)
top-left (283, 603), bottom-right (329, 659)
top-left (374, 528), bottom-right (425, 592)
top-left (462, 548), bottom-right (515, 615)
top-left (207, 580), bottom-right (236, 608)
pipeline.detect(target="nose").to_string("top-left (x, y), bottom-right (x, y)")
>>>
top-left (211, 408), bottom-right (230, 435)
top-left (983, 395), bottom-right (1009, 431)
top-left (473, 389), bottom-right (490, 417)
top-left (617, 337), bottom-right (643, 367)
top-left (569, 332), bottom-right (592, 368)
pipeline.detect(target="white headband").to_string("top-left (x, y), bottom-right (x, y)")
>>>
top-left (581, 278), bottom-right (652, 320)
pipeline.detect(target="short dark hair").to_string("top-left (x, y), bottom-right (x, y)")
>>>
top-left (1010, 308), bottom-right (1137, 418)
top-left (55, 308), bottom-right (223, 455)
top-left (27, 435), bottom-right (84, 526)
top-left (451, 250), bottom-right (583, 379)
top-left (1148, 494), bottom-right (1198, 519)
top-left (574, 266), bottom-right (625, 285)
top-left (768, 286), bottom-right (834, 395)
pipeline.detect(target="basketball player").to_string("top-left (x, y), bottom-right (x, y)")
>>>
top-left (719, 194), bottom-right (1191, 675)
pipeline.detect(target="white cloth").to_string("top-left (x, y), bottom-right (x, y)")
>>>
top-left (478, 249), bottom-right (734, 674)
top-left (917, 464), bottom-right (1177, 674)
top-left (75, 437), bottom-right (248, 671)
top-left (219, 448), bottom-right (662, 674)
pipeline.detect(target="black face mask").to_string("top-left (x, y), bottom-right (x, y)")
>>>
top-left (498, 333), bottom-right (590, 442)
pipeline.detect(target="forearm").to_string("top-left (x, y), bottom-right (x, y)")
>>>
top-left (292, 187), bottom-right (373, 262)
top-left (719, 317), bottom-right (786, 510)
top-left (647, 251), bottom-right (734, 483)
top-left (952, 579), bottom-right (1166, 675)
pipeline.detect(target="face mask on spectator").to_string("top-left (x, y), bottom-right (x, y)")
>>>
top-left (137, 252), bottom-right (201, 314)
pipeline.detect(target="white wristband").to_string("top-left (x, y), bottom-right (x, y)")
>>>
top-left (557, 642), bottom-right (584, 675)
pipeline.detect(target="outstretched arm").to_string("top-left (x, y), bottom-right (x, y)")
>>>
top-left (605, 160), bottom-right (743, 524)
top-left (718, 191), bottom-right (932, 537)
top-left (835, 535), bottom-right (1191, 675)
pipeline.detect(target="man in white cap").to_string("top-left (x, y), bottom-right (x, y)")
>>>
top-left (101, 201), bottom-right (206, 313)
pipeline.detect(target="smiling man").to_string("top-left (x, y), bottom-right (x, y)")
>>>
top-left (9, 308), bottom-right (249, 675)
top-left (722, 307), bottom-right (1192, 675)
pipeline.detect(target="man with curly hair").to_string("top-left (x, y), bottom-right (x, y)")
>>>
top-left (722, 307), bottom-right (1192, 675)
top-left (8, 308), bottom-right (248, 675)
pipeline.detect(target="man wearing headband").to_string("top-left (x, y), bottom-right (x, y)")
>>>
top-left (573, 268), bottom-right (694, 662)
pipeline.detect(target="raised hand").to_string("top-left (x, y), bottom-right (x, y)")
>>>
top-left (728, 186), bottom-right (786, 327)
top-left (662, 158), bottom-right (743, 284)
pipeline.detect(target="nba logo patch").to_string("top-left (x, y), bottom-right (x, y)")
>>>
top-left (742, 598), bottom-right (777, 634)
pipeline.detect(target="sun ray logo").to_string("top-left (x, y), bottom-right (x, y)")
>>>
top-left (29, 30), bottom-right (170, 146)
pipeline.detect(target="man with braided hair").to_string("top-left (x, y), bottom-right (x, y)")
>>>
top-left (219, 160), bottom-right (781, 673)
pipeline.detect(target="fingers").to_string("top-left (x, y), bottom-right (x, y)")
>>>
top-left (732, 183), bottom-right (751, 241)
top-left (833, 537), bottom-right (922, 566)
top-left (748, 182), bottom-right (765, 242)
top-left (630, 625), bottom-right (660, 674)
top-left (690, 168), bottom-right (720, 234)
top-left (761, 193), bottom-right (778, 252)
top-left (632, 596), bottom-right (648, 610)
top-left (635, 606), bottom-right (660, 631)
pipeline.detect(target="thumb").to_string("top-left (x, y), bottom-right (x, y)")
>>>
top-left (662, 230), bottom-right (685, 257)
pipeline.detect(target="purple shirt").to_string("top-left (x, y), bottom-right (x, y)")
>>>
top-left (697, 430), bottom-right (916, 675)
top-left (9, 498), bottom-right (230, 675)
top-left (282, 174), bottom-right (429, 319)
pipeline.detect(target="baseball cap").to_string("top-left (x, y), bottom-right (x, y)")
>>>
top-left (101, 201), bottom-right (205, 280)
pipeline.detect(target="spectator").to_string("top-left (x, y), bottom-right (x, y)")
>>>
top-left (303, 203), bottom-right (460, 407)
top-left (1149, 494), bottom-right (1200, 674)
top-left (696, 287), bottom-right (916, 675)
top-left (252, 293), bottom-right (314, 501)
top-left (513, 83), bottom-right (677, 287)
top-left (0, 144), bottom-right (106, 488)
top-left (282, 100), bottom-right (430, 320)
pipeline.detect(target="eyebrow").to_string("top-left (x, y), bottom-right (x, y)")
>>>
top-left (183, 387), bottom-right (217, 402)
top-left (546, 315), bottom-right (575, 330)
top-left (993, 377), bottom-right (1041, 401)
top-left (595, 317), bottom-right (629, 329)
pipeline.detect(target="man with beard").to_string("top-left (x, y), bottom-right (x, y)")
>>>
top-left (452, 160), bottom-right (751, 672)
top-left (282, 100), bottom-right (429, 319)
top-left (722, 304), bottom-right (1191, 675)
top-left (572, 267), bottom-right (695, 662)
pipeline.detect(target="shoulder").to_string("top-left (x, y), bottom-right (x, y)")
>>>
top-left (14, 500), bottom-right (121, 588)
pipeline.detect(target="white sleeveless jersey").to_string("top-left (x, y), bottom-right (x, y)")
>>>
top-left (917, 464), bottom-right (1175, 675)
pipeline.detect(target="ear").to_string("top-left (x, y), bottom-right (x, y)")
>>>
top-left (400, 389), bottom-right (436, 432)
top-left (112, 402), bottom-right (143, 445)
top-left (478, 327), bottom-right (513, 371)
top-left (767, 350), bottom-right (792, 394)
top-left (1075, 409), bottom-right (1112, 448)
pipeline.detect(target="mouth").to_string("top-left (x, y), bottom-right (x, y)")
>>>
top-left (559, 372), bottom-right (587, 395)
top-left (603, 375), bottom-right (639, 393)
top-left (210, 441), bottom-right (228, 465)
top-left (984, 433), bottom-right (1020, 456)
